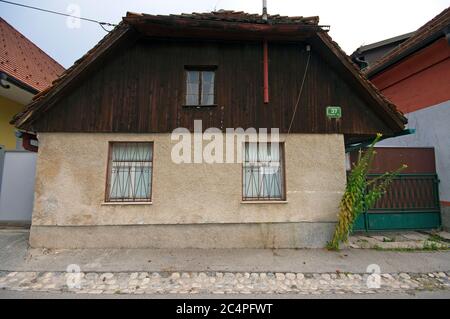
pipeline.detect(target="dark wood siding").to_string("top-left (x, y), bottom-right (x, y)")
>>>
top-left (32, 38), bottom-right (393, 135)
top-left (350, 147), bottom-right (437, 174)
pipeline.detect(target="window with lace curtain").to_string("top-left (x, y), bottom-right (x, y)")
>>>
top-left (105, 142), bottom-right (153, 202)
top-left (242, 142), bottom-right (286, 201)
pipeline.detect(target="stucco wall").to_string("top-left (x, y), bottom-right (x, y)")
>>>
top-left (32, 133), bottom-right (346, 228)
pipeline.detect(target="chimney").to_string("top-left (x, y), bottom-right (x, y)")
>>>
top-left (262, 0), bottom-right (268, 21)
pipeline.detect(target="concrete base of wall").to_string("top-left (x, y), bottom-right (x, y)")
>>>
top-left (29, 222), bottom-right (336, 249)
top-left (442, 206), bottom-right (450, 231)
top-left (0, 220), bottom-right (31, 228)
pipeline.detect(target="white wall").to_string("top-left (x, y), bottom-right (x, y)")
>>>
top-left (0, 150), bottom-right (37, 223)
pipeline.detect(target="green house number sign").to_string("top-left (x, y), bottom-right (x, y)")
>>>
top-left (326, 106), bottom-right (342, 119)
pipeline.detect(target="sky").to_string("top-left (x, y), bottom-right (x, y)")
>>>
top-left (1, 0), bottom-right (449, 68)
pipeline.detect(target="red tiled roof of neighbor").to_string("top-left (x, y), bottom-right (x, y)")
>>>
top-left (366, 6), bottom-right (450, 77)
top-left (0, 17), bottom-right (64, 92)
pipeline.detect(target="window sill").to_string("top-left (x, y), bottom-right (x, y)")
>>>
top-left (241, 200), bottom-right (288, 204)
top-left (182, 104), bottom-right (218, 108)
top-left (101, 201), bottom-right (153, 206)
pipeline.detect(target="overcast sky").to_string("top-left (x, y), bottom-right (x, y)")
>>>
top-left (1, 0), bottom-right (449, 68)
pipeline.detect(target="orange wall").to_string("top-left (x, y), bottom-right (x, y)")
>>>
top-left (371, 37), bottom-right (450, 113)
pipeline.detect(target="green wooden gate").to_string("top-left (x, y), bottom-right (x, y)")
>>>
top-left (354, 174), bottom-right (441, 231)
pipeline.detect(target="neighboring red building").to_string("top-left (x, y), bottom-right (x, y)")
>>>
top-left (366, 7), bottom-right (450, 230)
top-left (369, 34), bottom-right (449, 114)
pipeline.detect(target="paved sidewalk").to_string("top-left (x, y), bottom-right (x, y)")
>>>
top-left (1, 229), bottom-right (450, 274)
top-left (1, 229), bottom-right (449, 297)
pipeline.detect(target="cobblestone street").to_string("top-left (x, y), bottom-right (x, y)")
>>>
top-left (1, 230), bottom-right (449, 297)
top-left (1, 270), bottom-right (449, 296)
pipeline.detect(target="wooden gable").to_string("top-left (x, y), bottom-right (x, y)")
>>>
top-left (12, 12), bottom-right (406, 138)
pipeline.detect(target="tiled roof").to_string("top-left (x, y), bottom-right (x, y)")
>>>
top-left (352, 32), bottom-right (415, 55)
top-left (0, 17), bottom-right (64, 92)
top-left (127, 10), bottom-right (320, 25)
top-left (366, 6), bottom-right (450, 76)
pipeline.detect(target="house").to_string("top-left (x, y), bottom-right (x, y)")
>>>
top-left (0, 17), bottom-right (63, 226)
top-left (351, 32), bottom-right (414, 69)
top-left (0, 17), bottom-right (64, 150)
top-left (11, 11), bottom-right (406, 248)
top-left (365, 7), bottom-right (450, 230)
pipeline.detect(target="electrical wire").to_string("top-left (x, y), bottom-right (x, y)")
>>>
top-left (287, 49), bottom-right (311, 134)
top-left (213, 0), bottom-right (221, 11)
top-left (0, 0), bottom-right (117, 31)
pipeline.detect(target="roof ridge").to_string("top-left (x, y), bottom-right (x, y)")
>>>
top-left (132, 10), bottom-right (320, 25)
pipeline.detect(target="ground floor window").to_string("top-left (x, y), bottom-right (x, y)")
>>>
top-left (242, 142), bottom-right (286, 201)
top-left (105, 142), bottom-right (153, 202)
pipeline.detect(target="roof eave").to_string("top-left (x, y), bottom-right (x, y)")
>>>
top-left (354, 31), bottom-right (415, 55)
top-left (123, 15), bottom-right (329, 41)
top-left (0, 71), bottom-right (39, 94)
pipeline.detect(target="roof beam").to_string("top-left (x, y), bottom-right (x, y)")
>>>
top-left (124, 16), bottom-right (326, 41)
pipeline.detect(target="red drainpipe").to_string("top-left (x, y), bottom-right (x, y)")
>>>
top-left (22, 133), bottom-right (38, 152)
top-left (263, 40), bottom-right (269, 104)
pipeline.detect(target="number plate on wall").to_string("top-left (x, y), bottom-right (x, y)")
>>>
top-left (326, 106), bottom-right (342, 119)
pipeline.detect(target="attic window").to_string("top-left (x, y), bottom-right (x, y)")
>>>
top-left (185, 66), bottom-right (216, 106)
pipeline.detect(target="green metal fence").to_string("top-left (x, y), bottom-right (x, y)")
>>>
top-left (354, 174), bottom-right (441, 231)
